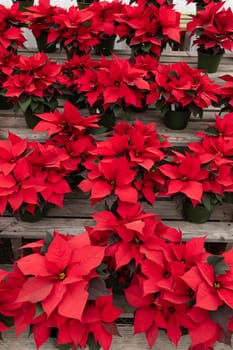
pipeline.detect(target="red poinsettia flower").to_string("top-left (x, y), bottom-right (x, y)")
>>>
top-left (115, 4), bottom-right (181, 57)
top-left (96, 55), bottom-right (150, 109)
top-left (187, 2), bottom-right (233, 54)
top-left (34, 100), bottom-right (99, 138)
top-left (26, 0), bottom-right (66, 41)
top-left (0, 264), bottom-right (37, 336)
top-left (88, 0), bottom-right (123, 39)
top-left (3, 52), bottom-right (61, 115)
top-left (218, 75), bottom-right (233, 111)
top-left (48, 6), bottom-right (98, 56)
top-left (154, 61), bottom-right (219, 114)
top-left (0, 3), bottom-right (26, 51)
top-left (182, 252), bottom-right (233, 311)
top-left (159, 152), bottom-right (207, 203)
top-left (31, 294), bottom-right (122, 350)
top-left (17, 232), bottom-right (105, 320)
top-left (92, 120), bottom-right (170, 170)
top-left (79, 156), bottom-right (138, 204)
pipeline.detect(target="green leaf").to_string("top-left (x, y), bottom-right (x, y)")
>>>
top-left (35, 303), bottom-right (44, 318)
top-left (87, 333), bottom-right (101, 350)
top-left (169, 71), bottom-right (178, 79)
top-left (40, 232), bottom-right (54, 255)
top-left (224, 193), bottom-right (233, 204)
top-left (88, 277), bottom-right (110, 300)
top-left (18, 97), bottom-right (32, 112)
top-left (207, 255), bottom-right (230, 276)
top-left (202, 193), bottom-right (212, 212)
top-left (56, 344), bottom-right (70, 350)
top-left (0, 314), bottom-right (14, 327)
top-left (210, 305), bottom-right (233, 346)
top-left (205, 126), bottom-right (219, 136)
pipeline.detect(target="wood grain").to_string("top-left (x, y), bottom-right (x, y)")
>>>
top-left (0, 327), bottom-right (231, 350)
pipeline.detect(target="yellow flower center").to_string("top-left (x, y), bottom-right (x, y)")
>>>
top-left (58, 272), bottom-right (66, 281)
top-left (213, 281), bottom-right (221, 289)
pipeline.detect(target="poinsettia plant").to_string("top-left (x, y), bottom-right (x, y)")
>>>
top-left (77, 55), bottom-right (151, 128)
top-left (0, 2), bottom-right (26, 52)
top-left (115, 4), bottom-right (181, 58)
top-left (26, 0), bottom-right (66, 52)
top-left (186, 0), bottom-right (222, 10)
top-left (79, 120), bottom-right (170, 205)
top-left (3, 52), bottom-right (61, 128)
top-left (0, 231), bottom-right (122, 350)
top-left (47, 5), bottom-right (98, 58)
top-left (88, 0), bottom-right (123, 55)
top-left (152, 61), bottom-right (220, 116)
top-left (0, 132), bottom-right (71, 221)
top-left (187, 2), bottom-right (233, 56)
top-left (33, 101), bottom-right (100, 189)
top-left (158, 112), bottom-right (233, 220)
top-left (0, 47), bottom-right (19, 108)
top-left (218, 74), bottom-right (233, 113)
top-left (58, 53), bottom-right (98, 108)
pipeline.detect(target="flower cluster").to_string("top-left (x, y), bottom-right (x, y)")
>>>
top-left (0, 2), bottom-right (26, 51)
top-left (3, 52), bottom-right (61, 125)
top-left (115, 3), bottom-right (181, 57)
top-left (159, 111), bottom-right (233, 210)
top-left (0, 231), bottom-right (122, 350)
top-left (1, 200), bottom-right (233, 349)
top-left (152, 61), bottom-right (220, 116)
top-left (47, 5), bottom-right (98, 57)
top-left (218, 74), bottom-right (233, 112)
top-left (187, 2), bottom-right (233, 55)
top-left (0, 132), bottom-right (71, 217)
top-left (79, 120), bottom-right (170, 205)
top-left (34, 100), bottom-right (99, 188)
top-left (66, 54), bottom-right (151, 120)
top-left (26, 0), bottom-right (66, 51)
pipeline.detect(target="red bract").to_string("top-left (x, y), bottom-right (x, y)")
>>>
top-left (115, 4), bottom-right (181, 57)
top-left (93, 120), bottom-right (170, 170)
top-left (79, 156), bottom-right (138, 204)
top-left (26, 0), bottom-right (66, 42)
top-left (88, 0), bottom-right (123, 39)
top-left (0, 47), bottom-right (19, 87)
top-left (182, 255), bottom-right (233, 311)
top-left (0, 3), bottom-right (26, 51)
top-left (159, 152), bottom-right (207, 203)
top-left (48, 6), bottom-right (98, 57)
top-left (17, 232), bottom-right (105, 319)
top-left (96, 55), bottom-right (150, 109)
top-left (3, 52), bottom-right (61, 108)
top-left (218, 75), bottom-right (233, 111)
top-left (187, 2), bottom-right (233, 54)
top-left (154, 61), bottom-right (219, 115)
top-left (0, 264), bottom-right (37, 337)
top-left (34, 100), bottom-right (99, 139)
top-left (89, 201), bottom-right (181, 268)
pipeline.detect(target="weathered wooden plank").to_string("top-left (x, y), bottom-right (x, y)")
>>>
top-left (36, 195), bottom-right (233, 222)
top-left (0, 327), bottom-right (231, 350)
top-left (0, 125), bottom-right (215, 146)
top-left (1, 217), bottom-right (233, 242)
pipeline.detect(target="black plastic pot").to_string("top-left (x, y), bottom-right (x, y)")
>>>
top-left (24, 109), bottom-right (41, 129)
top-left (36, 32), bottom-right (57, 53)
top-left (182, 200), bottom-right (214, 223)
top-left (94, 36), bottom-right (115, 56)
top-left (0, 95), bottom-right (13, 110)
top-left (164, 109), bottom-right (191, 130)
top-left (17, 0), bottom-right (34, 11)
top-left (197, 49), bottom-right (224, 73)
top-left (19, 204), bottom-right (47, 222)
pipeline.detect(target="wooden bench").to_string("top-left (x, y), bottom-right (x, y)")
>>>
top-left (0, 49), bottom-right (233, 350)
